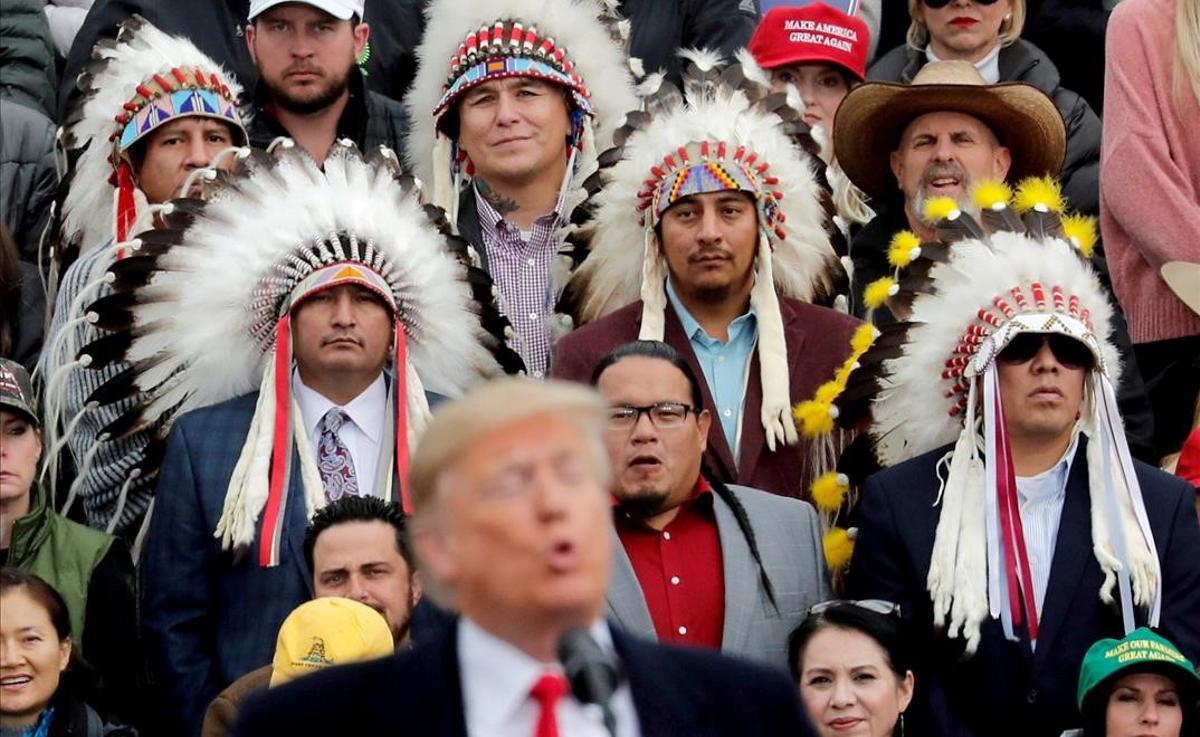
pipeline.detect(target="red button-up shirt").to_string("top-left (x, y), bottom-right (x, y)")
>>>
top-left (614, 476), bottom-right (725, 649)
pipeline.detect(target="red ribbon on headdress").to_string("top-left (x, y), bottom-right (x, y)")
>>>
top-left (115, 160), bottom-right (138, 253)
top-left (993, 390), bottom-right (1040, 640)
top-left (394, 322), bottom-right (411, 514)
top-left (259, 316), bottom-right (292, 567)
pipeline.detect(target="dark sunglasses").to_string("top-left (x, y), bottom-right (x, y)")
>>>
top-left (922, 0), bottom-right (1000, 8)
top-left (996, 333), bottom-right (1095, 370)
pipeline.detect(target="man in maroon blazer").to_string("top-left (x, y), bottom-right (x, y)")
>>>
top-left (549, 63), bottom-right (861, 500)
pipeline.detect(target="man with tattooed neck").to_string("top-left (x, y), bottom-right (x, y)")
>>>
top-left (402, 1), bottom-right (638, 378)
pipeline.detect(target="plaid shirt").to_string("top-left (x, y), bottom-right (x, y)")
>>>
top-left (474, 188), bottom-right (559, 377)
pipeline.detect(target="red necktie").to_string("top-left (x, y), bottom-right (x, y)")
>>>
top-left (530, 672), bottom-right (569, 737)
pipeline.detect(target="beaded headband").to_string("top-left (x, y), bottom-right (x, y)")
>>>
top-left (644, 140), bottom-right (786, 239)
top-left (113, 66), bottom-right (244, 153)
top-left (433, 20), bottom-right (592, 125)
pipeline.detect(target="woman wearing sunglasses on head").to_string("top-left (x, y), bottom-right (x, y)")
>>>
top-left (788, 601), bottom-right (915, 737)
top-left (1061, 627), bottom-right (1199, 737)
top-left (868, 0), bottom-right (1101, 216)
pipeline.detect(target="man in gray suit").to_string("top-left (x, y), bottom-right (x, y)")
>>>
top-left (592, 340), bottom-right (832, 672)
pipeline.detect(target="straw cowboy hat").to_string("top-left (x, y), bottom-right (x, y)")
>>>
top-left (833, 60), bottom-right (1066, 200)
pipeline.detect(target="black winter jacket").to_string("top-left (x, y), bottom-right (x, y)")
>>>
top-left (0, 0), bottom-right (58, 119)
top-left (868, 39), bottom-right (1101, 214)
top-left (0, 98), bottom-right (56, 263)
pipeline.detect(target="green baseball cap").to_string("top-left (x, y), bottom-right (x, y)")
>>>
top-left (1077, 627), bottom-right (1200, 710)
top-left (0, 358), bottom-right (38, 427)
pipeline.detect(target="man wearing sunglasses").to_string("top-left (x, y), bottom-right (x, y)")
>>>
top-left (592, 340), bottom-right (831, 673)
top-left (846, 232), bottom-right (1200, 737)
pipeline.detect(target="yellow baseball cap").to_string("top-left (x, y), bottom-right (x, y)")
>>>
top-left (269, 598), bottom-right (394, 687)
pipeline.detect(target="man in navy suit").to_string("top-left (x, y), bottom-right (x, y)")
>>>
top-left (139, 144), bottom-right (507, 737)
top-left (234, 378), bottom-right (817, 736)
top-left (849, 324), bottom-right (1200, 734)
top-left (143, 280), bottom-right (407, 735)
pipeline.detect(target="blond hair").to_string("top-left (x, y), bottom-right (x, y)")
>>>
top-left (408, 378), bottom-right (610, 514)
top-left (828, 161), bottom-right (875, 227)
top-left (906, 0), bottom-right (1025, 52)
top-left (1175, 0), bottom-right (1200, 108)
top-left (407, 378), bottom-right (610, 609)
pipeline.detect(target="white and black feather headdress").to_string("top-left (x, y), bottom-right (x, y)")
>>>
top-left (79, 142), bottom-right (519, 565)
top-left (564, 48), bottom-right (846, 451)
top-left (795, 180), bottom-right (1160, 651)
top-left (54, 15), bottom-right (248, 272)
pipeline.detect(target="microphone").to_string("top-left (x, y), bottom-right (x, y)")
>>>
top-left (557, 628), bottom-right (622, 737)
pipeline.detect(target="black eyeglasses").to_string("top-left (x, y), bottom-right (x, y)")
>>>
top-left (808, 599), bottom-right (902, 617)
top-left (607, 402), bottom-right (701, 430)
top-left (922, 0), bottom-right (1000, 8)
top-left (996, 333), bottom-right (1096, 370)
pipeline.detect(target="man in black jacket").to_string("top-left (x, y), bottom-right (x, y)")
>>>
top-left (244, 0), bottom-right (406, 164)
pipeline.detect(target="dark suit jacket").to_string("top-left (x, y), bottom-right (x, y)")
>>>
top-left (848, 438), bottom-right (1200, 737)
top-left (143, 391), bottom-right (405, 737)
top-left (232, 622), bottom-right (818, 736)
top-left (552, 296), bottom-right (862, 499)
top-left (143, 393), bottom-right (314, 737)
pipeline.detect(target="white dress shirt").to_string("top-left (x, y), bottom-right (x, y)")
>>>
top-left (293, 372), bottom-right (386, 499)
top-left (1016, 433), bottom-right (1079, 618)
top-left (458, 618), bottom-right (642, 737)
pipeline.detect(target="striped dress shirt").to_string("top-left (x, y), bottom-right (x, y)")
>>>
top-left (474, 188), bottom-right (559, 378)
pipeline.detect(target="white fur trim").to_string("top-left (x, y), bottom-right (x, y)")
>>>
top-left (750, 230), bottom-right (798, 450)
top-left (636, 226), bottom-right (666, 341)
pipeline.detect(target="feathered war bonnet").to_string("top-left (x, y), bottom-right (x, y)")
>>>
top-left (56, 15), bottom-right (248, 267)
top-left (403, 0), bottom-right (639, 231)
top-left (796, 179), bottom-right (1160, 652)
top-left (566, 49), bottom-right (845, 452)
top-left (79, 142), bottom-right (514, 566)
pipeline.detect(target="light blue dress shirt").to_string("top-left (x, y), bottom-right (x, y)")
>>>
top-left (665, 279), bottom-right (757, 458)
top-left (1016, 433), bottom-right (1079, 625)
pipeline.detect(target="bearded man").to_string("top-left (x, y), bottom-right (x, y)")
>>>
top-left (245, 0), bottom-right (407, 165)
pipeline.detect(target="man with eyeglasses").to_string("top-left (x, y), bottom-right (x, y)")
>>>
top-left (843, 229), bottom-right (1200, 737)
top-left (592, 340), bottom-right (831, 673)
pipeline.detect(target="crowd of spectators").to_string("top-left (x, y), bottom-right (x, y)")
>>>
top-left (1, 0), bottom-right (1197, 736)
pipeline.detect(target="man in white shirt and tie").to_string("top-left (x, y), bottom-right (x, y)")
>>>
top-left (139, 143), bottom-right (510, 737)
top-left (234, 378), bottom-right (818, 736)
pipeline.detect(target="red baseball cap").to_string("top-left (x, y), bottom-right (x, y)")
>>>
top-left (748, 3), bottom-right (871, 82)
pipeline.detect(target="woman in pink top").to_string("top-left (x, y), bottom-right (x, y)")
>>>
top-left (1102, 0), bottom-right (1200, 464)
